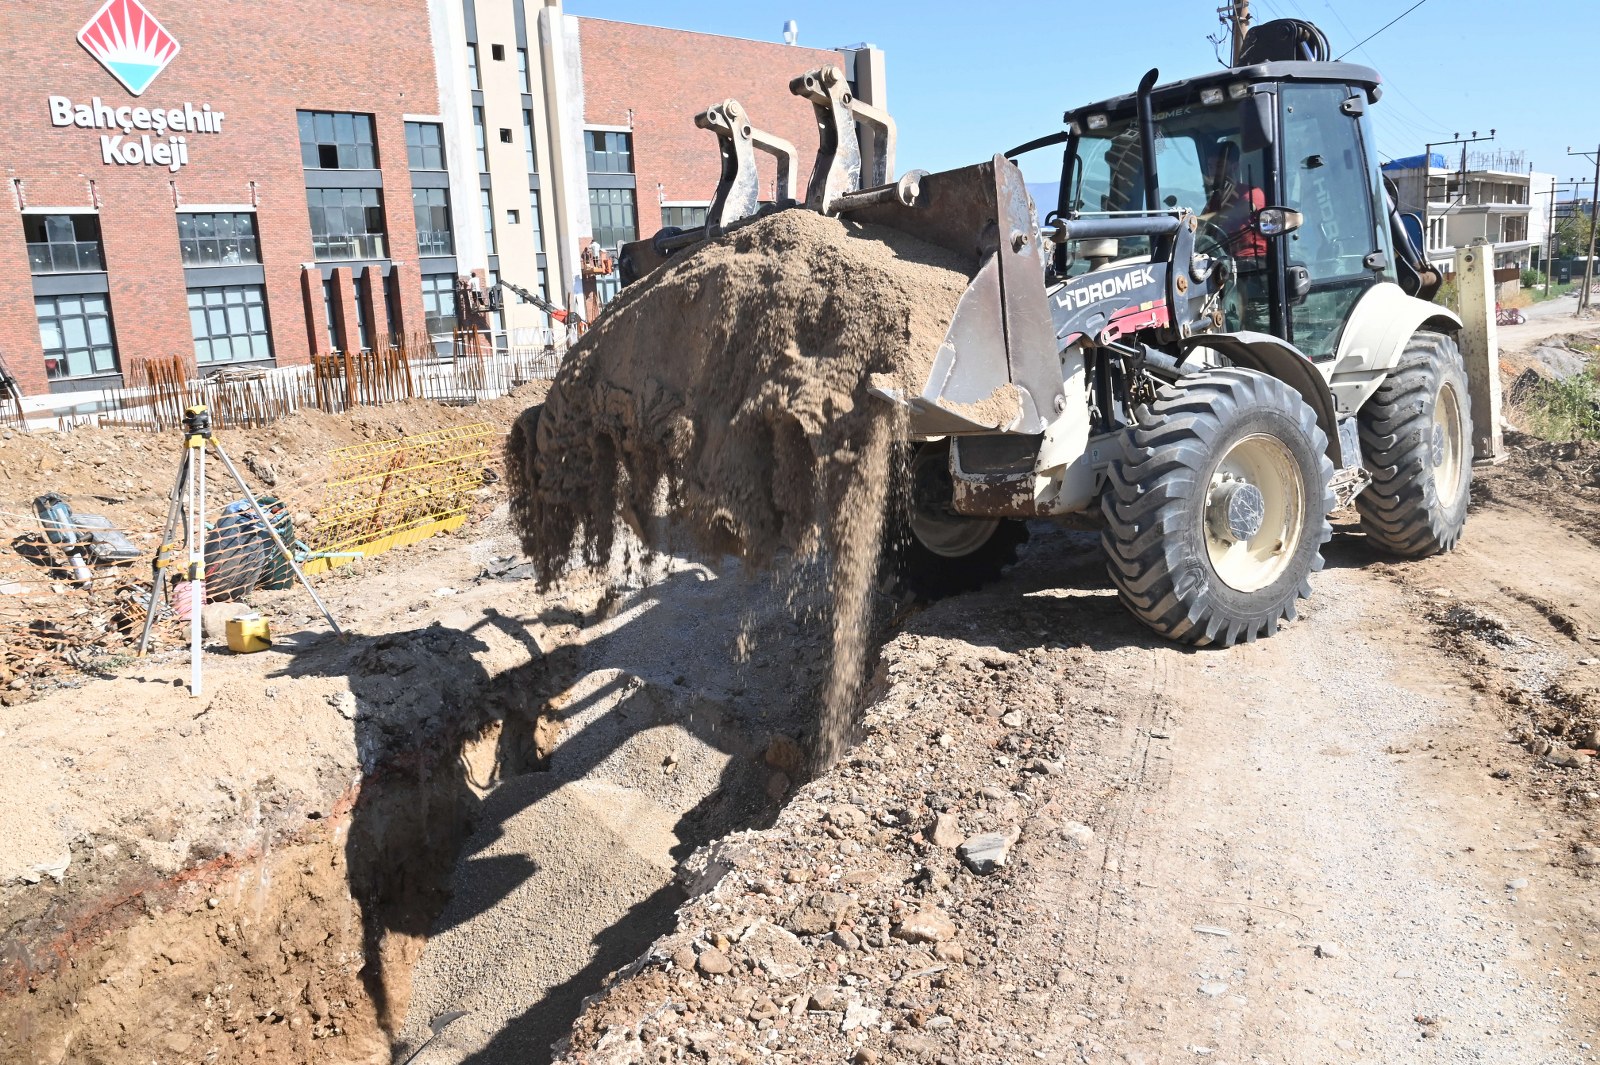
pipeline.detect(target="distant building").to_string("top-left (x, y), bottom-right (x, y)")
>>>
top-left (0, 0), bottom-right (885, 408)
top-left (1382, 153), bottom-right (1549, 272)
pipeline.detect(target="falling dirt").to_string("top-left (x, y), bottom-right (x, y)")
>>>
top-left (507, 209), bottom-right (973, 765)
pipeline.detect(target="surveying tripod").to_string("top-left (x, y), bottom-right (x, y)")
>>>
top-left (136, 404), bottom-right (342, 695)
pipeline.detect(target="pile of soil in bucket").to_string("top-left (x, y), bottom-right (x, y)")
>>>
top-left (506, 208), bottom-right (975, 764)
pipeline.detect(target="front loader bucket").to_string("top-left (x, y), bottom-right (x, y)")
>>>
top-left (614, 66), bottom-right (1062, 437)
top-left (852, 154), bottom-right (1063, 436)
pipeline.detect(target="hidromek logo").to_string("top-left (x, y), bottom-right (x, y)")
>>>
top-left (1056, 265), bottom-right (1158, 311)
top-left (77, 0), bottom-right (180, 97)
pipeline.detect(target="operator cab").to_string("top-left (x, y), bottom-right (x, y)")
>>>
top-left (1049, 61), bottom-right (1396, 362)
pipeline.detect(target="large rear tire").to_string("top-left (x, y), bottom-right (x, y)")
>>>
top-left (1354, 330), bottom-right (1472, 557)
top-left (883, 441), bottom-right (1029, 601)
top-left (1102, 368), bottom-right (1335, 647)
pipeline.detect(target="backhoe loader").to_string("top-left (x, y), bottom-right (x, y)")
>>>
top-left (617, 19), bottom-right (1471, 647)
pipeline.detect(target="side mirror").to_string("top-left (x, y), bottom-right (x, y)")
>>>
top-left (1286, 265), bottom-right (1312, 304)
top-left (1255, 206), bottom-right (1304, 237)
top-left (1400, 212), bottom-right (1425, 254)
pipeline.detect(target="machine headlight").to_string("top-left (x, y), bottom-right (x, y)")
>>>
top-left (1227, 82), bottom-right (1250, 100)
top-left (1200, 87), bottom-right (1225, 105)
top-left (1086, 113), bottom-right (1108, 130)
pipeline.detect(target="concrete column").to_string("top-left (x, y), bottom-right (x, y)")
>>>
top-left (387, 261), bottom-right (419, 346)
top-left (300, 266), bottom-right (332, 358)
top-left (537, 1), bottom-right (590, 317)
top-left (1454, 239), bottom-right (1504, 465)
top-left (329, 267), bottom-right (360, 354)
top-left (360, 265), bottom-right (387, 347)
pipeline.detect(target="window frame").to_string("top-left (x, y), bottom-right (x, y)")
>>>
top-left (306, 186), bottom-right (389, 261)
top-left (584, 129), bottom-right (634, 174)
top-left (405, 121), bottom-right (446, 171)
top-left (188, 283), bottom-right (273, 365)
top-left (412, 186), bottom-right (454, 257)
top-left (177, 211), bottom-right (261, 267)
top-left (23, 213), bottom-right (105, 275)
top-left (297, 110), bottom-right (378, 171)
top-left (36, 292), bottom-right (119, 380)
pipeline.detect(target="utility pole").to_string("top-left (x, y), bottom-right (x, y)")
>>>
top-left (1532, 177), bottom-right (1588, 297)
top-left (1217, 1), bottom-right (1251, 65)
top-left (1569, 145), bottom-right (1600, 315)
top-left (1421, 131), bottom-right (1495, 268)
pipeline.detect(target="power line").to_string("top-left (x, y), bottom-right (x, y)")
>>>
top-left (1336, 0), bottom-right (1430, 61)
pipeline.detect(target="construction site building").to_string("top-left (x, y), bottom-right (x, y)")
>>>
top-left (0, 0), bottom-right (886, 415)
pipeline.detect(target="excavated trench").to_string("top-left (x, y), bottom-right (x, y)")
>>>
top-left (0, 556), bottom-right (841, 1065)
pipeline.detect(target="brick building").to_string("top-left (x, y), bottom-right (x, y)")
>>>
top-left (0, 0), bottom-right (886, 407)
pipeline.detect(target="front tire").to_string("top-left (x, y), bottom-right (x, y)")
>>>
top-left (883, 441), bottom-right (1029, 601)
top-left (1355, 330), bottom-right (1472, 557)
top-left (1102, 368), bottom-right (1335, 647)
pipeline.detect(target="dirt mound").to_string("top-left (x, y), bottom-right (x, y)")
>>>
top-left (1474, 434), bottom-right (1600, 547)
top-left (507, 209), bottom-right (973, 763)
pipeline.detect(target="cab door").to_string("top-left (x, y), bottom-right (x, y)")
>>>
top-left (1277, 83), bottom-right (1392, 361)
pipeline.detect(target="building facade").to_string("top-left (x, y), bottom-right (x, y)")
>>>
top-left (1383, 152), bottom-right (1551, 272)
top-left (0, 0), bottom-right (886, 407)
top-left (0, 0), bottom-right (445, 405)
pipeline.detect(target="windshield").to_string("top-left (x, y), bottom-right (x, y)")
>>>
top-left (1065, 98), bottom-right (1269, 264)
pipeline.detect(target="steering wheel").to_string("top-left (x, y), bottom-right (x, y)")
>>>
top-left (1194, 220), bottom-right (1239, 290)
top-left (1194, 220), bottom-right (1244, 329)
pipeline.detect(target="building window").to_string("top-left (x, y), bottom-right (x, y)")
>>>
top-left (383, 271), bottom-right (403, 345)
top-left (530, 189), bottom-right (543, 255)
top-left (306, 187), bottom-right (387, 260)
top-left (467, 44), bottom-right (480, 90)
top-left (352, 275), bottom-right (373, 351)
top-left (412, 187), bottom-right (454, 256)
top-left (585, 130), bottom-right (634, 174)
top-left (298, 111), bottom-right (377, 170)
top-left (482, 188), bottom-right (497, 255)
top-left (188, 284), bottom-right (271, 364)
top-left (473, 106), bottom-right (488, 172)
top-left (23, 214), bottom-right (104, 274)
top-left (323, 279), bottom-right (337, 350)
top-left (421, 273), bottom-right (456, 336)
top-left (490, 43), bottom-right (505, 61)
top-left (499, 127), bottom-right (513, 144)
top-left (523, 109), bottom-right (537, 173)
top-left (36, 293), bottom-right (117, 380)
top-left (177, 212), bottom-right (260, 266)
top-left (662, 205), bottom-right (709, 230)
top-left (594, 274), bottom-right (620, 307)
top-left (518, 48), bottom-right (531, 93)
top-left (405, 121), bottom-right (446, 170)
top-left (588, 187), bottom-right (638, 250)
top-left (506, 209), bottom-right (520, 225)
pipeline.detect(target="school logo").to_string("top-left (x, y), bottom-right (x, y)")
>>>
top-left (77, 0), bottom-right (180, 97)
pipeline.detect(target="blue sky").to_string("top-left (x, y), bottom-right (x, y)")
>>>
top-left (569, 0), bottom-right (1597, 199)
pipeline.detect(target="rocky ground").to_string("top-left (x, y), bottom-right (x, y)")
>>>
top-left (5, 313), bottom-right (1600, 1065)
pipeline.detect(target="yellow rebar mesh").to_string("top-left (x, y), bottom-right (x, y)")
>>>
top-left (309, 423), bottom-right (498, 556)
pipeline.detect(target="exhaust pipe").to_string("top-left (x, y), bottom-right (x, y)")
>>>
top-left (1135, 68), bottom-right (1162, 213)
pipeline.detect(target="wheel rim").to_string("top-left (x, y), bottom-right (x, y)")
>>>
top-left (1204, 433), bottom-right (1306, 593)
top-left (907, 448), bottom-right (1001, 559)
top-left (1432, 380), bottom-right (1467, 508)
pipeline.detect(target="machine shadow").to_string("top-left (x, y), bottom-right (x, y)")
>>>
top-left (271, 559), bottom-right (806, 1062)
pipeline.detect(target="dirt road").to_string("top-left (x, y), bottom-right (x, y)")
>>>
top-left (550, 486), bottom-right (1600, 1063)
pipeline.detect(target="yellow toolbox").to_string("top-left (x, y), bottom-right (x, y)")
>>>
top-left (225, 613), bottom-right (272, 653)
